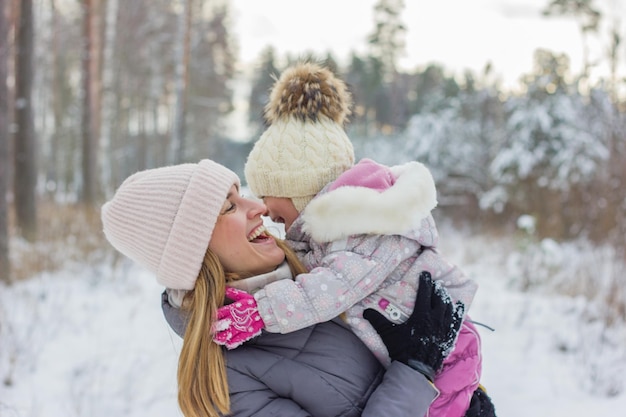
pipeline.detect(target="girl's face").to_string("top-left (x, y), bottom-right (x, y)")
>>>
top-left (262, 197), bottom-right (299, 231)
top-left (209, 185), bottom-right (286, 276)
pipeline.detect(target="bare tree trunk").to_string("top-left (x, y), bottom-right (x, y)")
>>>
top-left (13, 0), bottom-right (37, 242)
top-left (0, 0), bottom-right (12, 282)
top-left (138, 98), bottom-right (147, 170)
top-left (169, 0), bottom-right (191, 164)
top-left (81, 0), bottom-right (101, 205)
top-left (608, 21), bottom-right (621, 104)
top-left (149, 41), bottom-right (165, 165)
top-left (100, 0), bottom-right (118, 197)
top-left (48, 0), bottom-right (60, 194)
top-left (81, 0), bottom-right (93, 203)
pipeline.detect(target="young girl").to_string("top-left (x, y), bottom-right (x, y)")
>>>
top-left (101, 159), bottom-right (466, 417)
top-left (216, 63), bottom-right (494, 417)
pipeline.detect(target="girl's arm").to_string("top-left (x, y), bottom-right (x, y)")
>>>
top-left (255, 235), bottom-right (421, 333)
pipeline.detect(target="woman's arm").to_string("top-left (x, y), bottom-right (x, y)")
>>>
top-left (230, 358), bottom-right (438, 417)
top-left (162, 294), bottom-right (437, 417)
top-left (362, 361), bottom-right (438, 417)
top-left (227, 370), bottom-right (316, 417)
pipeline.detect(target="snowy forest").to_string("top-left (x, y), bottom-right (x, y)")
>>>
top-left (1, 0), bottom-right (626, 415)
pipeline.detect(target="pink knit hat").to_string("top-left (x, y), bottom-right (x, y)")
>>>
top-left (101, 159), bottom-right (240, 290)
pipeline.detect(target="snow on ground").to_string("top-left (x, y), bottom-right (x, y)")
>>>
top-left (1, 226), bottom-right (625, 416)
top-left (440, 226), bottom-right (626, 416)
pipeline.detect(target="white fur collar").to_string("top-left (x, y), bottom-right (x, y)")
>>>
top-left (301, 161), bottom-right (437, 242)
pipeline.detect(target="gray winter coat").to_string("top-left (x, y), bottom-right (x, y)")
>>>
top-left (161, 291), bottom-right (437, 417)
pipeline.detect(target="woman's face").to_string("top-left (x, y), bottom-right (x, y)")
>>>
top-left (209, 185), bottom-right (286, 276)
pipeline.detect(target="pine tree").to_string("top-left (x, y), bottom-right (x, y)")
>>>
top-left (248, 47), bottom-right (279, 133)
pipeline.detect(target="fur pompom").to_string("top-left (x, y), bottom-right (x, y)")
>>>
top-left (264, 62), bottom-right (352, 125)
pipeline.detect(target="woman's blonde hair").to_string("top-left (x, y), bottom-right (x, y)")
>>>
top-left (177, 237), bottom-right (307, 417)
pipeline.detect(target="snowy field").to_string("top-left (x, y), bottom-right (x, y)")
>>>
top-left (1, 225), bottom-right (625, 417)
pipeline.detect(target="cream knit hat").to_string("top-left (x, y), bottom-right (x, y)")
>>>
top-left (245, 62), bottom-right (355, 212)
top-left (101, 159), bottom-right (239, 290)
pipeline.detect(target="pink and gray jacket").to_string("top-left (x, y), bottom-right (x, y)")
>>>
top-left (254, 158), bottom-right (482, 417)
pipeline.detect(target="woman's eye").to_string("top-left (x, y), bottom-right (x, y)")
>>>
top-left (221, 201), bottom-right (236, 215)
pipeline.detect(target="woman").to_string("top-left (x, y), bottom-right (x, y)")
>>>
top-left (101, 159), bottom-right (463, 417)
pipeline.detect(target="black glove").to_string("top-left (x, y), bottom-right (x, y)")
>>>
top-left (363, 271), bottom-right (465, 382)
top-left (464, 386), bottom-right (497, 417)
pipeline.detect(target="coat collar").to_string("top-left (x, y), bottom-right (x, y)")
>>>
top-left (165, 262), bottom-right (293, 307)
top-left (227, 261), bottom-right (293, 294)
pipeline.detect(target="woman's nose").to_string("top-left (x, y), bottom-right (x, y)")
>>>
top-left (248, 199), bottom-right (267, 218)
